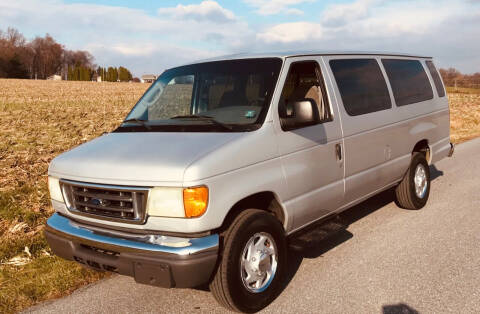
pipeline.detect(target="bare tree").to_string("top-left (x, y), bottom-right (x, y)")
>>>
top-left (30, 34), bottom-right (64, 79)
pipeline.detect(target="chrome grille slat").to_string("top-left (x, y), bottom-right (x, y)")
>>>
top-left (73, 190), bottom-right (133, 202)
top-left (74, 201), bottom-right (135, 213)
top-left (60, 180), bottom-right (149, 224)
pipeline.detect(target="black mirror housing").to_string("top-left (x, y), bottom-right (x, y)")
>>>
top-left (281, 98), bottom-right (319, 130)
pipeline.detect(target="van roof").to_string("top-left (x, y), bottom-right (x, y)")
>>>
top-left (187, 50), bottom-right (432, 65)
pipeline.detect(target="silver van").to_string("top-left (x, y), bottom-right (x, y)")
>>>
top-left (45, 51), bottom-right (454, 312)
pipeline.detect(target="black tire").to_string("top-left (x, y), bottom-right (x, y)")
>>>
top-left (395, 152), bottom-right (431, 210)
top-left (209, 209), bottom-right (287, 313)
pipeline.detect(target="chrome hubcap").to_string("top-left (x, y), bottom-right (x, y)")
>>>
top-left (414, 164), bottom-right (428, 198)
top-left (240, 232), bottom-right (278, 293)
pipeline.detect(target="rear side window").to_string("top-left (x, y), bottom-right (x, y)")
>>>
top-left (425, 60), bottom-right (446, 97)
top-left (330, 59), bottom-right (391, 116)
top-left (382, 59), bottom-right (433, 106)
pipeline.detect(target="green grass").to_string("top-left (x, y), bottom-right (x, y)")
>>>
top-left (0, 257), bottom-right (106, 313)
top-left (0, 184), bottom-right (107, 314)
top-left (0, 185), bottom-right (46, 225)
top-left (0, 79), bottom-right (147, 313)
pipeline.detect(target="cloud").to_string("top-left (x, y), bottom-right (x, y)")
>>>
top-left (0, 0), bottom-right (249, 75)
top-left (257, 1), bottom-right (462, 43)
top-left (244, 0), bottom-right (313, 15)
top-left (253, 0), bottom-right (480, 72)
top-left (257, 22), bottom-right (324, 43)
top-left (158, 1), bottom-right (236, 23)
top-left (86, 43), bottom-right (216, 75)
top-left (321, 0), bottom-right (378, 27)
top-left (0, 0), bottom-right (479, 74)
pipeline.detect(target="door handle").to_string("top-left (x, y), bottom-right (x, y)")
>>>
top-left (335, 143), bottom-right (342, 161)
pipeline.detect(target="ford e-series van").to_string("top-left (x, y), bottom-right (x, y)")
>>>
top-left (45, 51), bottom-right (454, 312)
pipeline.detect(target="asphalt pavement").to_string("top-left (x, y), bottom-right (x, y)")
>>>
top-left (25, 138), bottom-right (480, 314)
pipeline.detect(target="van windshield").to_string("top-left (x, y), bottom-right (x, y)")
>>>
top-left (117, 58), bottom-right (282, 132)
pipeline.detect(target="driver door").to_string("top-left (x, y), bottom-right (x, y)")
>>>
top-left (274, 57), bottom-right (344, 231)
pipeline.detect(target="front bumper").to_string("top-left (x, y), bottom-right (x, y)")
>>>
top-left (45, 213), bottom-right (219, 288)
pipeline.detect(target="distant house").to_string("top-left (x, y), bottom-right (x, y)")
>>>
top-left (47, 74), bottom-right (62, 81)
top-left (92, 73), bottom-right (102, 82)
top-left (141, 74), bottom-right (157, 83)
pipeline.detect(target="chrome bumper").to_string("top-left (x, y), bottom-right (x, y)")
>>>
top-left (45, 213), bottom-right (219, 287)
top-left (45, 213), bottom-right (219, 256)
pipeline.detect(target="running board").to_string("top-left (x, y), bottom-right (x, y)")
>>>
top-left (288, 215), bottom-right (347, 251)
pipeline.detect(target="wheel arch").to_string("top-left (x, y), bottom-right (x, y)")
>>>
top-left (217, 191), bottom-right (287, 233)
top-left (412, 139), bottom-right (432, 164)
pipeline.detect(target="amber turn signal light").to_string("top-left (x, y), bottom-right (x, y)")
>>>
top-left (183, 186), bottom-right (208, 218)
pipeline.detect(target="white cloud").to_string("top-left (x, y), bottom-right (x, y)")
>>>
top-left (252, 0), bottom-right (480, 72)
top-left (158, 1), bottom-right (236, 23)
top-left (0, 0), bottom-right (249, 75)
top-left (244, 0), bottom-right (313, 15)
top-left (284, 8), bottom-right (304, 15)
top-left (0, 0), bottom-right (479, 74)
top-left (321, 0), bottom-right (378, 27)
top-left (257, 22), bottom-right (324, 43)
top-left (86, 43), bottom-right (216, 75)
top-left (257, 1), bottom-right (464, 43)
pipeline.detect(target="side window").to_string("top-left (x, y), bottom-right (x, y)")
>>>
top-left (278, 61), bottom-right (331, 130)
top-left (425, 60), bottom-right (446, 97)
top-left (329, 59), bottom-right (391, 116)
top-left (382, 59), bottom-right (434, 106)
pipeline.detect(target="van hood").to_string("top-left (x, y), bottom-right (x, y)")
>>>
top-left (48, 132), bottom-right (243, 185)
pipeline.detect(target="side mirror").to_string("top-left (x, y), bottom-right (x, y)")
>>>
top-left (280, 99), bottom-right (318, 130)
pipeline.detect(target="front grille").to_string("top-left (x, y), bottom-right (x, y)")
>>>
top-left (60, 180), bottom-right (149, 224)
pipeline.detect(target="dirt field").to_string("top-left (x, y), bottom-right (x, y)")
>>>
top-left (0, 79), bottom-right (479, 313)
top-left (0, 79), bottom-right (148, 313)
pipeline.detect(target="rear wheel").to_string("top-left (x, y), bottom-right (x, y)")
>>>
top-left (210, 209), bottom-right (287, 313)
top-left (395, 152), bottom-right (431, 209)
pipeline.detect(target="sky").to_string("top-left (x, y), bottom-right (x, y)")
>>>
top-left (0, 0), bottom-right (479, 76)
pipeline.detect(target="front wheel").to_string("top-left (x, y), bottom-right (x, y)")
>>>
top-left (395, 152), bottom-right (431, 209)
top-left (209, 209), bottom-right (287, 313)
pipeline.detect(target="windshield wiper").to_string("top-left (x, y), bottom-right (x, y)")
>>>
top-left (122, 118), bottom-right (151, 130)
top-left (170, 115), bottom-right (234, 131)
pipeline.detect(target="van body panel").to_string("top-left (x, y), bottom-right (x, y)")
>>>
top-left (431, 137), bottom-right (452, 164)
top-left (185, 152), bottom-right (290, 231)
top-left (49, 132), bottom-right (243, 185)
top-left (271, 57), bottom-right (344, 230)
top-left (183, 121), bottom-right (280, 182)
top-left (323, 55), bottom-right (450, 206)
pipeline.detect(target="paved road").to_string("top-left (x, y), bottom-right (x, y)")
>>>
top-left (26, 138), bottom-right (480, 314)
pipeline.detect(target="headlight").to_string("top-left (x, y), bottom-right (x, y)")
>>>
top-left (147, 187), bottom-right (185, 217)
top-left (147, 186), bottom-right (208, 218)
top-left (48, 177), bottom-right (64, 202)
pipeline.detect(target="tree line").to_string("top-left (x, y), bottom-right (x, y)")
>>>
top-left (0, 27), bottom-right (134, 81)
top-left (439, 68), bottom-right (480, 88)
top-left (67, 65), bottom-right (132, 82)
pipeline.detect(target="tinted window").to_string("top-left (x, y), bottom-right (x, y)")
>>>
top-left (279, 61), bottom-right (331, 126)
top-left (330, 59), bottom-right (391, 116)
top-left (382, 59), bottom-right (434, 106)
top-left (425, 60), bottom-right (446, 97)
